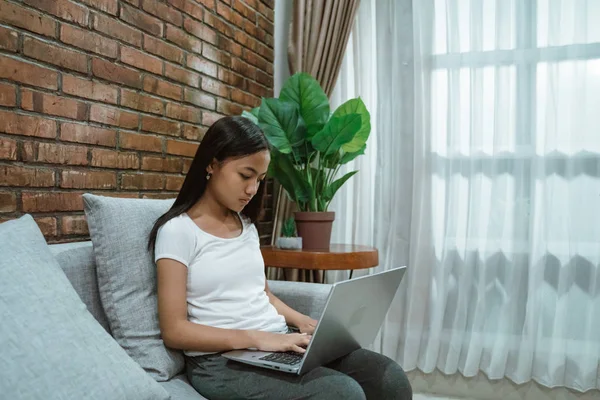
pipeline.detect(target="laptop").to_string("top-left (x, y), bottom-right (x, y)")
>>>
top-left (222, 266), bottom-right (406, 375)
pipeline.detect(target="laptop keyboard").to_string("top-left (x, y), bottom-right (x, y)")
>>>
top-left (259, 351), bottom-right (304, 365)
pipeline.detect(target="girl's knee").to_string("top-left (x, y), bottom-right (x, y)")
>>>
top-left (312, 375), bottom-right (366, 400)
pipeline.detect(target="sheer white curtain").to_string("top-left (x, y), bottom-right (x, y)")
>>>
top-left (330, 0), bottom-right (600, 392)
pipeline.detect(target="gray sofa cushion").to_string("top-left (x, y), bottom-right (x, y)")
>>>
top-left (50, 241), bottom-right (111, 333)
top-left (0, 215), bottom-right (169, 400)
top-left (83, 194), bottom-right (183, 381)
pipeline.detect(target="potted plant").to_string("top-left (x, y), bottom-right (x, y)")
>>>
top-left (242, 73), bottom-right (371, 250)
top-left (276, 217), bottom-right (302, 250)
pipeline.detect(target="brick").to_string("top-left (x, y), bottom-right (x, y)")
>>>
top-left (61, 25), bottom-right (118, 58)
top-left (122, 0), bottom-right (139, 5)
top-left (121, 173), bottom-right (165, 190)
top-left (0, 82), bottom-right (16, 106)
top-left (61, 122), bottom-right (117, 146)
top-left (218, 67), bottom-right (245, 87)
top-left (217, 99), bottom-right (243, 115)
top-left (242, 0), bottom-right (258, 8)
top-left (246, 80), bottom-right (270, 99)
top-left (92, 58), bottom-right (142, 88)
top-left (203, 44), bottom-right (231, 67)
top-left (35, 217), bottom-right (58, 237)
top-left (187, 55), bottom-right (218, 77)
top-left (195, 0), bottom-right (216, 10)
top-left (22, 191), bottom-right (83, 212)
top-left (261, 0), bottom-right (275, 9)
top-left (121, 89), bottom-right (164, 115)
top-left (184, 88), bottom-right (216, 109)
top-left (0, 111), bottom-right (56, 138)
top-left (0, 55), bottom-right (58, 90)
top-left (165, 63), bottom-right (200, 87)
top-left (166, 25), bottom-right (202, 54)
top-left (142, 0), bottom-right (183, 26)
top-left (0, 192), bottom-right (17, 212)
top-left (61, 170), bottom-right (116, 189)
top-left (79, 0), bottom-right (118, 16)
top-left (219, 35), bottom-right (243, 57)
top-left (216, 2), bottom-right (232, 22)
top-left (0, 165), bottom-right (54, 187)
top-left (254, 25), bottom-right (273, 46)
top-left (166, 139), bottom-right (198, 157)
top-left (91, 148), bottom-right (139, 169)
top-left (121, 46), bottom-right (163, 75)
top-left (89, 104), bottom-right (139, 129)
top-left (166, 103), bottom-right (201, 123)
top-left (0, 26), bottom-right (19, 52)
top-left (0, 1), bottom-right (56, 38)
top-left (201, 77), bottom-right (230, 98)
top-left (232, 89), bottom-right (260, 107)
top-left (204, 12), bottom-right (233, 38)
top-left (167, 0), bottom-right (203, 20)
top-left (231, 58), bottom-right (256, 79)
top-left (22, 90), bottom-right (87, 120)
top-left (143, 193), bottom-right (177, 199)
top-left (182, 124), bottom-right (206, 141)
top-left (166, 175), bottom-right (184, 191)
top-left (256, 69), bottom-right (273, 87)
top-left (61, 215), bottom-right (88, 235)
top-left (234, 29), bottom-right (255, 51)
top-left (23, 37), bottom-right (88, 73)
top-left (257, 1), bottom-right (274, 21)
top-left (62, 75), bottom-right (118, 104)
top-left (93, 13), bottom-right (143, 47)
top-left (242, 16), bottom-right (257, 37)
top-left (121, 4), bottom-right (164, 36)
top-left (23, 0), bottom-right (88, 26)
top-left (141, 115), bottom-right (180, 136)
top-left (24, 142), bottom-right (88, 165)
top-left (143, 76), bottom-right (182, 101)
top-left (143, 35), bottom-right (184, 63)
top-left (182, 158), bottom-right (192, 173)
top-left (256, 42), bottom-right (274, 62)
top-left (184, 17), bottom-right (217, 45)
top-left (0, 138), bottom-right (17, 160)
top-left (241, 49), bottom-right (270, 72)
top-left (119, 131), bottom-right (162, 152)
top-left (201, 111), bottom-right (224, 126)
top-left (141, 155), bottom-right (182, 172)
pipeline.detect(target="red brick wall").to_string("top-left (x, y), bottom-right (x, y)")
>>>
top-left (0, 0), bottom-right (275, 243)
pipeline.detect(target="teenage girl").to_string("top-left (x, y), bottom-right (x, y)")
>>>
top-left (148, 116), bottom-right (412, 399)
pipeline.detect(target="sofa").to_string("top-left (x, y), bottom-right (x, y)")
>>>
top-left (49, 240), bottom-right (331, 399)
top-left (1, 196), bottom-right (332, 400)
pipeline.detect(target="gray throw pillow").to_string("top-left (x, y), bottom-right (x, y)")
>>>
top-left (83, 194), bottom-right (183, 381)
top-left (0, 215), bottom-right (169, 400)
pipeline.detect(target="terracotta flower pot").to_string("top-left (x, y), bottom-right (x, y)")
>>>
top-left (294, 211), bottom-right (335, 251)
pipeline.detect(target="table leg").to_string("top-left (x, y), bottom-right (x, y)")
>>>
top-left (349, 270), bottom-right (354, 280)
top-left (321, 271), bottom-right (326, 284)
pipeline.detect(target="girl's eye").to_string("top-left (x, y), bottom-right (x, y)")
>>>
top-left (240, 173), bottom-right (251, 180)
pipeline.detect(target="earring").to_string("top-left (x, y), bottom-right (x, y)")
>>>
top-left (206, 172), bottom-right (211, 180)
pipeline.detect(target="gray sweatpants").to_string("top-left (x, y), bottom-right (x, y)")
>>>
top-left (185, 348), bottom-right (413, 400)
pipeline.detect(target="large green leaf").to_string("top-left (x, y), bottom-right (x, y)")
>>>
top-left (269, 150), bottom-right (311, 204)
top-left (323, 170), bottom-right (358, 203)
top-left (280, 73), bottom-right (330, 138)
top-left (332, 98), bottom-right (371, 153)
top-left (258, 98), bottom-right (305, 155)
top-left (322, 144), bottom-right (367, 168)
top-left (241, 110), bottom-right (258, 124)
top-left (311, 113), bottom-right (362, 156)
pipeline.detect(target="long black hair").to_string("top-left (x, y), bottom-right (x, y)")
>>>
top-left (147, 116), bottom-right (270, 254)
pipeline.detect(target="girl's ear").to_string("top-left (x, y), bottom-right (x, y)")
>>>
top-left (206, 158), bottom-right (218, 175)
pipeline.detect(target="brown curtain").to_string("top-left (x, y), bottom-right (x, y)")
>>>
top-left (267, 0), bottom-right (359, 283)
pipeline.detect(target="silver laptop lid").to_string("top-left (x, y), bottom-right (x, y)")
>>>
top-left (298, 266), bottom-right (406, 374)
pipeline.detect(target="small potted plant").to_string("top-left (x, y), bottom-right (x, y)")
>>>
top-left (276, 217), bottom-right (302, 250)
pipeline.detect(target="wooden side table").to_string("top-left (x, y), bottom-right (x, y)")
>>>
top-left (261, 244), bottom-right (379, 283)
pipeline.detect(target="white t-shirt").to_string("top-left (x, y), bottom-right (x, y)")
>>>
top-left (154, 213), bottom-right (287, 356)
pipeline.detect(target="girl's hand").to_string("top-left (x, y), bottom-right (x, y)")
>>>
top-left (249, 331), bottom-right (311, 353)
top-left (296, 315), bottom-right (318, 335)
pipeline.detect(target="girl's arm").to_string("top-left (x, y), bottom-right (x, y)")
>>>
top-left (265, 282), bottom-right (318, 334)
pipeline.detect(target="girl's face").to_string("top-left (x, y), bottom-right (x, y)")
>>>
top-left (207, 150), bottom-right (270, 213)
